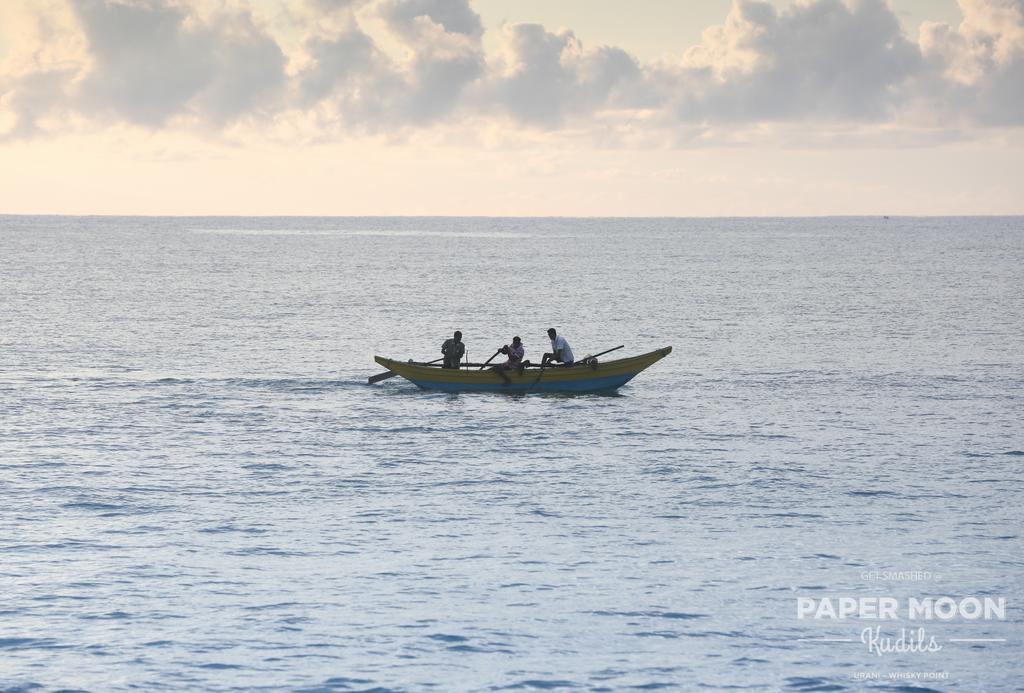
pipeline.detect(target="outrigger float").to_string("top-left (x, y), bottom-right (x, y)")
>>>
top-left (370, 346), bottom-right (672, 393)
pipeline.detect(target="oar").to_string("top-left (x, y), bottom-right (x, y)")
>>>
top-left (478, 349), bottom-right (502, 370)
top-left (581, 345), bottom-right (625, 363)
top-left (368, 357), bottom-right (443, 384)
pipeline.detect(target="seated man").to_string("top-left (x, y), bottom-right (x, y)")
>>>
top-left (491, 336), bottom-right (524, 384)
top-left (541, 328), bottom-right (574, 367)
top-left (441, 330), bottom-right (465, 369)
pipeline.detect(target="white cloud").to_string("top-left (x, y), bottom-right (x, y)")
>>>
top-left (378, 0), bottom-right (483, 39)
top-left (0, 0), bottom-right (84, 138)
top-left (918, 0), bottom-right (1024, 124)
top-left (296, 0), bottom-right (484, 128)
top-left (1, 0), bottom-right (1022, 141)
top-left (0, 68), bottom-right (75, 139)
top-left (480, 23), bottom-right (648, 127)
top-left (71, 0), bottom-right (286, 127)
top-left (672, 0), bottom-right (922, 122)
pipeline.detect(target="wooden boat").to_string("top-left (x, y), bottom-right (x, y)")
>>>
top-left (373, 346), bottom-right (672, 393)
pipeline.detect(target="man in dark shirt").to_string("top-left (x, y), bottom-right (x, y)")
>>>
top-left (441, 331), bottom-right (465, 369)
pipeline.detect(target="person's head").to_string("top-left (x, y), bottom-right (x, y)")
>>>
top-left (454, 331), bottom-right (462, 342)
top-left (547, 328), bottom-right (556, 339)
top-left (512, 336), bottom-right (521, 346)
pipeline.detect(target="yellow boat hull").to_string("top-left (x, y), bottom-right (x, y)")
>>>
top-left (374, 347), bottom-right (672, 393)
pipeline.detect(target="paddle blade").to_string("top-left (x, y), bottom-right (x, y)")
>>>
top-left (367, 370), bottom-right (397, 384)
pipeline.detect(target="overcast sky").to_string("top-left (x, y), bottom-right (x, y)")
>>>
top-left (0, 0), bottom-right (1021, 215)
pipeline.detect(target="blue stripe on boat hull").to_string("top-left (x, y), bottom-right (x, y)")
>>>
top-left (407, 373), bottom-right (638, 393)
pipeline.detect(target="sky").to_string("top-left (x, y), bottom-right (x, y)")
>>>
top-left (0, 0), bottom-right (1021, 216)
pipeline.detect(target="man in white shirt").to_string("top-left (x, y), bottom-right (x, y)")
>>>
top-left (542, 328), bottom-right (575, 367)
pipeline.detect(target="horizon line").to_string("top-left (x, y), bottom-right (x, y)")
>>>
top-left (2, 213), bottom-right (1022, 220)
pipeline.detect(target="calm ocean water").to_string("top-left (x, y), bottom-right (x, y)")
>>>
top-left (1, 216), bottom-right (1022, 691)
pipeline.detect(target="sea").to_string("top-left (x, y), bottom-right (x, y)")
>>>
top-left (1, 215), bottom-right (1022, 692)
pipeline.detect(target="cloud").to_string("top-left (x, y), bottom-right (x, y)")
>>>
top-left (71, 0), bottom-right (286, 127)
top-left (482, 23), bottom-right (648, 127)
top-left (918, 0), bottom-right (1024, 124)
top-left (488, 24), bottom-right (579, 126)
top-left (0, 0), bottom-right (83, 139)
top-left (308, 0), bottom-right (365, 11)
top-left (297, 0), bottom-right (484, 128)
top-left (300, 26), bottom-right (383, 105)
top-left (378, 0), bottom-right (483, 39)
top-left (1, 0), bottom-right (1023, 142)
top-left (470, 0), bottom-right (1022, 134)
top-left (0, 69), bottom-right (75, 139)
top-left (673, 0), bottom-right (922, 122)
